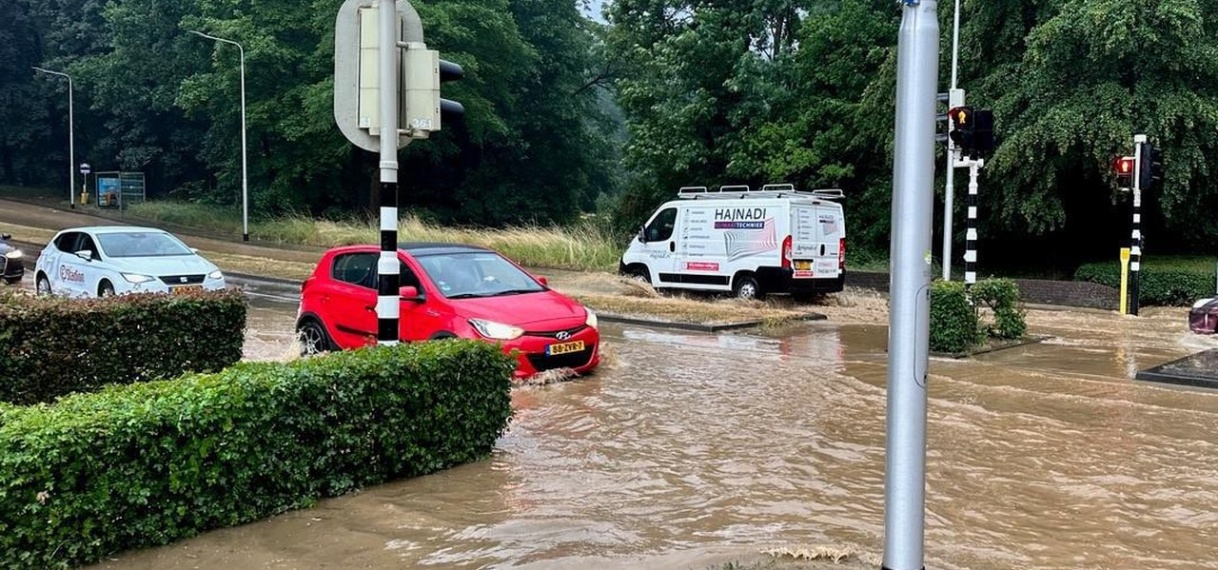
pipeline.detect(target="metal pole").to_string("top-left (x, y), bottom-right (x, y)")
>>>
top-left (964, 159), bottom-right (982, 294)
top-left (1130, 134), bottom-right (1145, 316)
top-left (68, 79), bottom-right (75, 210)
top-left (884, 0), bottom-right (938, 568)
top-left (190, 31), bottom-right (249, 242)
top-left (376, 0), bottom-right (401, 346)
top-left (238, 44), bottom-right (249, 242)
top-left (33, 67), bottom-right (76, 209)
top-left (941, 0), bottom-right (961, 280)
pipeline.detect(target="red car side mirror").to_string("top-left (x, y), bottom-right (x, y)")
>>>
top-left (536, 275), bottom-right (548, 287)
top-left (399, 285), bottom-right (424, 302)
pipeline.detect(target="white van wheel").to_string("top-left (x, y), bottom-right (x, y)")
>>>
top-left (733, 275), bottom-right (762, 300)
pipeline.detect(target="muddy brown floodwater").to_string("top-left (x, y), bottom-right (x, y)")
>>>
top-left (83, 294), bottom-right (1218, 570)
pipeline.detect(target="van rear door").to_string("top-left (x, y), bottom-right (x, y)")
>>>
top-left (791, 205), bottom-right (819, 278)
top-left (791, 203), bottom-right (843, 280)
top-left (813, 204), bottom-right (844, 279)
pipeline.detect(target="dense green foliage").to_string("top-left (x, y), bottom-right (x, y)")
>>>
top-left (930, 278), bottom-right (1028, 353)
top-left (0, 290), bottom-right (246, 405)
top-left (970, 278), bottom-right (1027, 339)
top-left (1075, 257), bottom-right (1217, 306)
top-left (0, 341), bottom-right (515, 569)
top-left (605, 0), bottom-right (1218, 261)
top-left (8, 0), bottom-right (1218, 261)
top-left (3, 0), bottom-right (619, 226)
top-left (930, 280), bottom-right (980, 354)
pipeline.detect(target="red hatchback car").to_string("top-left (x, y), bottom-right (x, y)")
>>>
top-left (295, 242), bottom-right (600, 378)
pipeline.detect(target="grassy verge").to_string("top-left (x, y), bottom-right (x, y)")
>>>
top-left (127, 201), bottom-right (624, 272)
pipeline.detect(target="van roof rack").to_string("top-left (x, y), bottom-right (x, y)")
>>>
top-left (677, 184), bottom-right (844, 200)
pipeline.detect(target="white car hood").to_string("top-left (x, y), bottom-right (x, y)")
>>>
top-left (106, 255), bottom-right (218, 277)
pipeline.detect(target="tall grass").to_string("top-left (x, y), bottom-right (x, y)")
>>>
top-left (126, 201), bottom-right (624, 272)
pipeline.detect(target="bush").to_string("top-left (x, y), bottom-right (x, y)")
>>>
top-left (0, 290), bottom-right (247, 405)
top-left (930, 280), bottom-right (980, 354)
top-left (0, 341), bottom-right (515, 569)
top-left (970, 278), bottom-right (1027, 340)
top-left (1075, 257), bottom-right (1217, 306)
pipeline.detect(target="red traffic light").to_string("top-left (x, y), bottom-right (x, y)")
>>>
top-left (1113, 156), bottom-right (1135, 175)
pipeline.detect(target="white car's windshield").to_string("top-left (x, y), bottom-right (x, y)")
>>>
top-left (97, 232), bottom-right (193, 258)
top-left (417, 252), bottom-right (545, 299)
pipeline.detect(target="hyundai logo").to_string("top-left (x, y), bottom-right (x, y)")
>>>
top-left (556, 331), bottom-right (571, 340)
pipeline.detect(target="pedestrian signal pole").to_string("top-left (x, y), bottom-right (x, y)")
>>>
top-left (1130, 134), bottom-right (1146, 316)
top-left (963, 158), bottom-right (983, 293)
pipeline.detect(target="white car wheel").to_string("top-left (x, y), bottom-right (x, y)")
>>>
top-left (99, 281), bottom-right (116, 297)
top-left (36, 274), bottom-right (51, 295)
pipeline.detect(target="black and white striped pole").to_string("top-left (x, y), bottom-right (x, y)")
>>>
top-left (1129, 134), bottom-right (1146, 317)
top-left (963, 158), bottom-right (983, 294)
top-left (376, 0), bottom-right (401, 345)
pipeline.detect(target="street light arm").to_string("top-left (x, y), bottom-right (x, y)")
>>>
top-left (190, 30), bottom-right (244, 53)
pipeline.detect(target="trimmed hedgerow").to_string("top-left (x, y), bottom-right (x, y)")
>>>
top-left (970, 278), bottom-right (1027, 340)
top-left (930, 280), bottom-right (980, 354)
top-left (0, 289), bottom-right (247, 405)
top-left (0, 341), bottom-right (515, 569)
top-left (1075, 257), bottom-right (1216, 306)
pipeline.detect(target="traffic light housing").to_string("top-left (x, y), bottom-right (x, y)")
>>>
top-left (438, 58), bottom-right (464, 120)
top-left (948, 105), bottom-right (974, 151)
top-left (1138, 142), bottom-right (1163, 190)
top-left (971, 109), bottom-right (994, 158)
top-left (1113, 155), bottom-right (1135, 190)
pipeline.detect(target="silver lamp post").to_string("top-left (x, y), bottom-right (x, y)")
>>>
top-left (32, 66), bottom-right (76, 210)
top-left (191, 30), bottom-right (250, 242)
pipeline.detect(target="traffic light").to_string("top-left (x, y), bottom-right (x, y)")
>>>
top-left (948, 105), bottom-right (975, 151)
top-left (1113, 155), bottom-right (1135, 190)
top-left (402, 50), bottom-right (463, 136)
top-left (1138, 142), bottom-right (1163, 190)
top-left (438, 58), bottom-right (464, 121)
top-left (971, 109), bottom-right (994, 158)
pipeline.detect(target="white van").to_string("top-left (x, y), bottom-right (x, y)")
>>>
top-left (618, 183), bottom-right (846, 300)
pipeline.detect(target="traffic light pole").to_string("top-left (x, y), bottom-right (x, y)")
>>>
top-left (884, 0), bottom-right (938, 568)
top-left (1130, 134), bottom-right (1146, 316)
top-left (376, 0), bottom-right (401, 346)
top-left (963, 158), bottom-right (983, 294)
top-left (941, 0), bottom-right (962, 281)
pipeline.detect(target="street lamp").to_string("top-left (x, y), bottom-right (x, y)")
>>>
top-left (32, 66), bottom-right (76, 210)
top-left (191, 30), bottom-right (249, 242)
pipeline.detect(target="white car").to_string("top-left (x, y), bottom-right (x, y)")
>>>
top-left (33, 226), bottom-right (226, 297)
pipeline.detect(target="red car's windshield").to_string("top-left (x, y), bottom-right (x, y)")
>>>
top-left (416, 252), bottom-right (544, 299)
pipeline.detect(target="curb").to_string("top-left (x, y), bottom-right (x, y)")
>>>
top-left (931, 335), bottom-right (1051, 359)
top-left (598, 311), bottom-right (826, 333)
top-left (1135, 349), bottom-right (1218, 390)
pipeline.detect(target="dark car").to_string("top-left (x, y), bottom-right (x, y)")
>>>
top-left (1189, 297), bottom-right (1218, 334)
top-left (0, 233), bottom-right (25, 284)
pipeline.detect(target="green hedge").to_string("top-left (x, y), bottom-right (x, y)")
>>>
top-left (0, 341), bottom-right (515, 569)
top-left (1075, 257), bottom-right (1216, 306)
top-left (929, 278), bottom-right (1028, 354)
top-left (970, 278), bottom-right (1027, 340)
top-left (930, 280), bottom-right (980, 354)
top-left (0, 290), bottom-right (247, 405)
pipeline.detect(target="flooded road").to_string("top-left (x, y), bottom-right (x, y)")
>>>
top-left (81, 292), bottom-right (1218, 570)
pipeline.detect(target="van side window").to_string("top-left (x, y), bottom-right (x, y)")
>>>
top-left (646, 208), bottom-right (677, 242)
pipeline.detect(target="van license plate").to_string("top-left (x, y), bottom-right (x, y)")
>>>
top-left (794, 261), bottom-right (812, 270)
top-left (547, 341), bottom-right (585, 356)
top-left (172, 285), bottom-right (202, 295)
